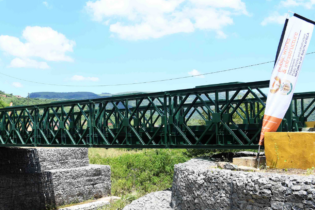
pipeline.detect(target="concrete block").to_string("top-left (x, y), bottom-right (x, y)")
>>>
top-left (265, 132), bottom-right (315, 169)
top-left (49, 164), bottom-right (111, 206)
top-left (233, 156), bottom-right (266, 168)
top-left (60, 196), bottom-right (120, 210)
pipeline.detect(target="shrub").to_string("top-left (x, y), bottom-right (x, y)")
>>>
top-left (89, 149), bottom-right (188, 197)
top-left (0, 100), bottom-right (8, 108)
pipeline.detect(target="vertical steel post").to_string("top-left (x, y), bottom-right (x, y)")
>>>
top-left (88, 103), bottom-right (94, 145)
top-left (215, 91), bottom-right (219, 144)
top-left (125, 99), bottom-right (129, 145)
top-left (168, 95), bottom-right (173, 145)
top-left (34, 107), bottom-right (38, 146)
top-left (301, 99), bottom-right (304, 122)
top-left (285, 102), bottom-right (293, 131)
top-left (163, 95), bottom-right (168, 147)
top-left (61, 105), bottom-right (65, 145)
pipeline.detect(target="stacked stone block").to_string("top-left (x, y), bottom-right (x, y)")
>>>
top-left (171, 159), bottom-right (315, 210)
top-left (0, 147), bottom-right (111, 210)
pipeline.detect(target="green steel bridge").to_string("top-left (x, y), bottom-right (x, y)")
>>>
top-left (0, 80), bottom-right (314, 149)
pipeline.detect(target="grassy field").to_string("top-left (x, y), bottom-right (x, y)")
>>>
top-left (88, 148), bottom-right (189, 210)
top-left (89, 148), bottom-right (148, 159)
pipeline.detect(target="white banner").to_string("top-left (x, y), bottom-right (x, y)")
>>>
top-left (259, 14), bottom-right (314, 145)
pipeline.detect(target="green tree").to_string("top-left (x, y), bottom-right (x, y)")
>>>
top-left (0, 100), bottom-right (8, 108)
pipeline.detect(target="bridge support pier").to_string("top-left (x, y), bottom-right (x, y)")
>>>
top-left (0, 147), bottom-right (111, 210)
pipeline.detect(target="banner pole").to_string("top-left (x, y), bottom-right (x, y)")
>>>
top-left (256, 145), bottom-right (261, 169)
top-left (257, 13), bottom-right (315, 169)
top-left (256, 17), bottom-right (289, 168)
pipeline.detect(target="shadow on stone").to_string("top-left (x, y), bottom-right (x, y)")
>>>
top-left (0, 147), bottom-right (111, 210)
top-left (0, 148), bottom-right (56, 210)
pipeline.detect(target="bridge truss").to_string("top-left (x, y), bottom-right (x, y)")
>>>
top-left (0, 80), bottom-right (314, 149)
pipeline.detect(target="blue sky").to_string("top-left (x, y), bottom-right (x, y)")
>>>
top-left (0, 0), bottom-right (314, 97)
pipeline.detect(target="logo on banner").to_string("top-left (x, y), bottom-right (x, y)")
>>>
top-left (270, 76), bottom-right (281, 93)
top-left (270, 77), bottom-right (293, 95)
top-left (281, 80), bottom-right (293, 95)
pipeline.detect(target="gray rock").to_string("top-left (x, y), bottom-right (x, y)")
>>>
top-left (270, 201), bottom-right (284, 209)
top-left (123, 191), bottom-right (173, 210)
top-left (292, 185), bottom-right (302, 191)
top-left (217, 162), bottom-right (238, 170)
top-left (171, 158), bottom-right (315, 210)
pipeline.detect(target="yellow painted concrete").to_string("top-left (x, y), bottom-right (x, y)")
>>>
top-left (305, 121), bottom-right (315, 128)
top-left (265, 132), bottom-right (315, 169)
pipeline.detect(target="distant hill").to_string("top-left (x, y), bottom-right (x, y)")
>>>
top-left (30, 92), bottom-right (104, 100)
top-left (0, 93), bottom-right (56, 107)
top-left (99, 93), bottom-right (112, 97)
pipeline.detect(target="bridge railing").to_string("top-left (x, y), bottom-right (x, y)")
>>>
top-left (0, 80), bottom-right (314, 148)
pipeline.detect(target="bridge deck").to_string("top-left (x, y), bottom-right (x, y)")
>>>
top-left (1, 80), bottom-right (314, 149)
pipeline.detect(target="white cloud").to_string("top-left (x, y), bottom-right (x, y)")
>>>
top-left (12, 82), bottom-right (23, 88)
top-left (188, 69), bottom-right (205, 78)
top-left (280, 0), bottom-right (300, 7)
top-left (261, 12), bottom-right (287, 26)
top-left (70, 75), bottom-right (100, 82)
top-left (0, 26), bottom-right (75, 68)
top-left (86, 0), bottom-right (248, 40)
top-left (0, 26), bottom-right (75, 61)
top-left (8, 58), bottom-right (49, 69)
top-left (216, 30), bottom-right (228, 39)
top-left (190, 0), bottom-right (248, 15)
top-left (280, 0), bottom-right (315, 9)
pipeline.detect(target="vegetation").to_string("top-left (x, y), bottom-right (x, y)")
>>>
top-left (0, 100), bottom-right (8, 108)
top-left (90, 149), bottom-right (188, 195)
top-left (0, 94), bottom-right (56, 107)
top-left (89, 148), bottom-right (189, 210)
top-left (306, 167), bottom-right (315, 175)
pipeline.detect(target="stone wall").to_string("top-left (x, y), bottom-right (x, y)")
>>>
top-left (171, 159), bottom-right (315, 210)
top-left (50, 165), bottom-right (111, 206)
top-left (0, 148), bottom-right (89, 173)
top-left (0, 148), bottom-right (111, 210)
top-left (123, 190), bottom-right (173, 210)
top-left (0, 172), bottom-right (56, 210)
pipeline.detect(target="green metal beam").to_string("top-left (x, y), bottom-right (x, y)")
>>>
top-left (0, 80), bottom-right (313, 149)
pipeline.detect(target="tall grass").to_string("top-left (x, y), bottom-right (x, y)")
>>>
top-left (89, 149), bottom-right (188, 196)
top-left (89, 149), bottom-right (189, 209)
top-left (89, 148), bottom-right (145, 159)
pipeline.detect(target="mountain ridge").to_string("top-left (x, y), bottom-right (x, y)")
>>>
top-left (29, 92), bottom-right (105, 100)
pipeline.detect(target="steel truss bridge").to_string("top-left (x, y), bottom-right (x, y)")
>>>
top-left (0, 80), bottom-right (314, 149)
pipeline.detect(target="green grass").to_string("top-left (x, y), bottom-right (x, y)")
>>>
top-left (90, 149), bottom-right (188, 196)
top-left (89, 149), bottom-right (189, 209)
